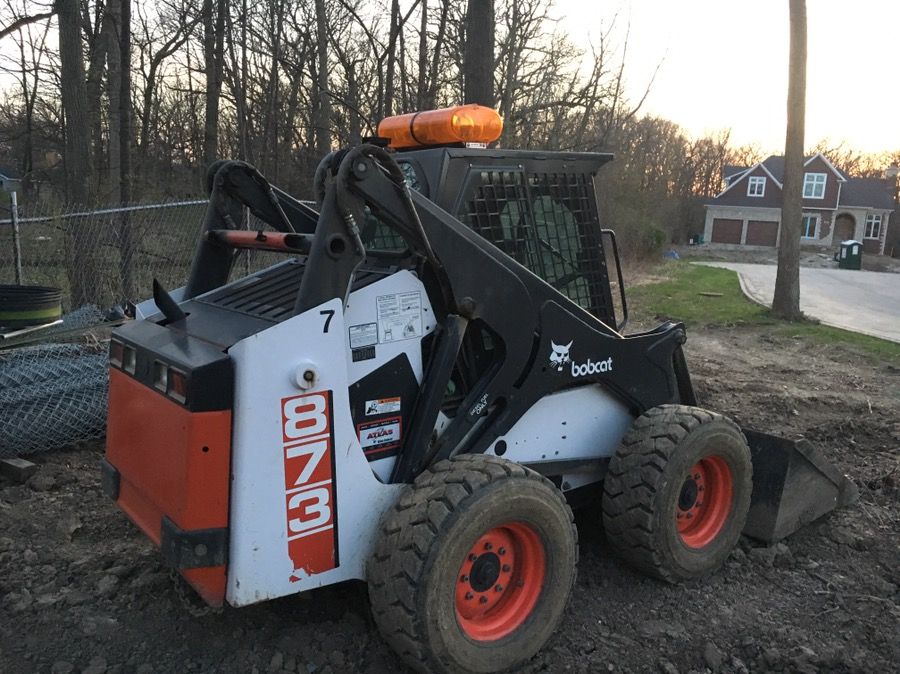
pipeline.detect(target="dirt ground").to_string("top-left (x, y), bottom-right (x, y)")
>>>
top-left (1, 325), bottom-right (899, 674)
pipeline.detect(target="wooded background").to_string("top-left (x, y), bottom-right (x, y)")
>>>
top-left (1, 0), bottom-right (897, 257)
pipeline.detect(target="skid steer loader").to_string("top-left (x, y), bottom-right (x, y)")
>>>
top-left (102, 105), bottom-right (856, 673)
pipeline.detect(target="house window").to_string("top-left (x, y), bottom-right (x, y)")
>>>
top-left (747, 176), bottom-right (766, 197)
top-left (801, 214), bottom-right (819, 239)
top-left (865, 213), bottom-right (882, 239)
top-left (803, 173), bottom-right (826, 199)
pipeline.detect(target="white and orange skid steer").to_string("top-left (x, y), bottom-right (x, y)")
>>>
top-left (103, 105), bottom-right (856, 673)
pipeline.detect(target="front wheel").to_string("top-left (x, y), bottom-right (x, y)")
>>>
top-left (367, 454), bottom-right (577, 674)
top-left (602, 405), bottom-right (752, 582)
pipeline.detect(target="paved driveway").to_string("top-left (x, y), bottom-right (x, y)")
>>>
top-left (696, 262), bottom-right (900, 343)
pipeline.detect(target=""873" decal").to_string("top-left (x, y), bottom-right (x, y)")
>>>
top-left (281, 391), bottom-right (339, 578)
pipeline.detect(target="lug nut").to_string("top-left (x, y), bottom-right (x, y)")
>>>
top-left (465, 592), bottom-right (473, 600)
top-left (484, 542), bottom-right (493, 551)
top-left (694, 473), bottom-right (700, 480)
top-left (479, 596), bottom-right (488, 604)
top-left (460, 575), bottom-right (469, 583)
top-left (502, 564), bottom-right (511, 572)
top-left (469, 554), bottom-right (477, 562)
top-left (686, 513), bottom-right (693, 519)
top-left (495, 585), bottom-right (504, 592)
top-left (498, 547), bottom-right (506, 555)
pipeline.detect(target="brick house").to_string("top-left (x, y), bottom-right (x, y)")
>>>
top-left (703, 154), bottom-right (895, 255)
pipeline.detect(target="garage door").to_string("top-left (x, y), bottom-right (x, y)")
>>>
top-left (711, 219), bottom-right (742, 244)
top-left (745, 220), bottom-right (778, 246)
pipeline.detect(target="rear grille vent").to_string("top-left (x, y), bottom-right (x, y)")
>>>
top-left (198, 260), bottom-right (391, 322)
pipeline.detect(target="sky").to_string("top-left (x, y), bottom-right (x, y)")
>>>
top-left (554, 0), bottom-right (900, 154)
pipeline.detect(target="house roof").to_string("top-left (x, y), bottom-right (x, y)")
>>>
top-left (723, 165), bottom-right (748, 180)
top-left (840, 178), bottom-right (896, 210)
top-left (759, 154), bottom-right (848, 182)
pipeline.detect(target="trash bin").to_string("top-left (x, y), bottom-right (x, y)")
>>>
top-left (838, 240), bottom-right (862, 270)
top-left (689, 233), bottom-right (705, 245)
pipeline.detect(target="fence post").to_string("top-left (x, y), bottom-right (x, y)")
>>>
top-left (10, 191), bottom-right (23, 285)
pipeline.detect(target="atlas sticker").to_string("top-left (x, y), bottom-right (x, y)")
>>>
top-left (365, 396), bottom-right (401, 416)
top-left (280, 390), bottom-right (339, 579)
top-left (357, 416), bottom-right (402, 455)
top-left (349, 322), bottom-right (378, 349)
top-left (376, 291), bottom-right (422, 343)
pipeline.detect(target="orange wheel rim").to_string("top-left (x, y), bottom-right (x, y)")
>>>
top-left (454, 522), bottom-right (546, 641)
top-left (676, 455), bottom-right (733, 548)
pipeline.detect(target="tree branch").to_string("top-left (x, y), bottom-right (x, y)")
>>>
top-left (0, 11), bottom-right (54, 41)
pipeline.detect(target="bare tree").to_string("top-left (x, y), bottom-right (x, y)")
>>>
top-left (463, 0), bottom-right (494, 106)
top-left (314, 0), bottom-right (331, 154)
top-left (202, 0), bottom-right (226, 168)
top-left (772, 0), bottom-right (806, 320)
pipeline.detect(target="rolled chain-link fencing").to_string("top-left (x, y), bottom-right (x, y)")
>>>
top-left (0, 197), bottom-right (287, 457)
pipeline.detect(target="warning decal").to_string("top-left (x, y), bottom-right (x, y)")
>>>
top-left (349, 322), bottom-right (378, 349)
top-left (357, 416), bottom-right (402, 456)
top-left (376, 291), bottom-right (422, 343)
top-left (365, 396), bottom-right (401, 416)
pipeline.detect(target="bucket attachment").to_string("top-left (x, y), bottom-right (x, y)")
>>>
top-left (742, 429), bottom-right (859, 543)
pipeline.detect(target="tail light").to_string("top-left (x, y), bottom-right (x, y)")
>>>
top-left (109, 340), bottom-right (124, 367)
top-left (154, 360), bottom-right (188, 404)
top-left (110, 339), bottom-right (136, 374)
top-left (167, 369), bottom-right (188, 404)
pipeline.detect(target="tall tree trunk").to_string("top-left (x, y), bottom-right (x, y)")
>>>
top-left (106, 0), bottom-right (122, 205)
top-left (202, 0), bottom-right (226, 170)
top-left (384, 0), bottom-right (400, 117)
top-left (425, 0), bottom-right (450, 108)
top-left (773, 0), bottom-right (806, 320)
top-left (463, 0), bottom-right (494, 106)
top-left (85, 14), bottom-right (108, 196)
top-left (416, 0), bottom-right (428, 108)
top-left (314, 0), bottom-right (331, 155)
top-left (119, 0), bottom-right (134, 299)
top-left (57, 0), bottom-right (96, 306)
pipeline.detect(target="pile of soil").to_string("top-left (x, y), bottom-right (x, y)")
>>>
top-left (1, 325), bottom-right (898, 673)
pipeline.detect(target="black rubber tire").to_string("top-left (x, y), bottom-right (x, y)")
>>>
top-left (601, 404), bottom-right (752, 583)
top-left (367, 454), bottom-right (577, 674)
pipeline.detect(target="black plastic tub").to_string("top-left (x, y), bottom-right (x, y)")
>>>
top-left (0, 285), bottom-right (63, 328)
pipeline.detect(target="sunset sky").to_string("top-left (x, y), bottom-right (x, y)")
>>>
top-left (555, 0), bottom-right (900, 153)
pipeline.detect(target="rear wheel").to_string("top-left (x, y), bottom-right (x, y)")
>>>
top-left (367, 454), bottom-right (577, 674)
top-left (602, 404), bottom-right (752, 582)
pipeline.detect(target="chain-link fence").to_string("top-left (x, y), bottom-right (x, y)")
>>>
top-left (1, 198), bottom-right (209, 311)
top-left (0, 196), bottom-right (291, 457)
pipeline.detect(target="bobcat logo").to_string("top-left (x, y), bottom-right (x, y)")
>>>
top-left (549, 340), bottom-right (573, 372)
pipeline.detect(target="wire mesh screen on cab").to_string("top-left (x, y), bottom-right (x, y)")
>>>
top-left (458, 170), bottom-right (615, 324)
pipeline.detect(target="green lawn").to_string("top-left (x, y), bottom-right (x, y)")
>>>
top-left (627, 262), bottom-right (900, 365)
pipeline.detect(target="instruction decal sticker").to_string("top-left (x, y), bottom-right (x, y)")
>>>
top-left (348, 322), bottom-right (378, 349)
top-left (376, 291), bottom-right (423, 343)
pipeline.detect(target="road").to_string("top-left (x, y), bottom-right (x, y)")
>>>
top-left (697, 262), bottom-right (900, 343)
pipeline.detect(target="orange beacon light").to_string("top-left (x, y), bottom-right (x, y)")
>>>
top-left (377, 104), bottom-right (503, 150)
